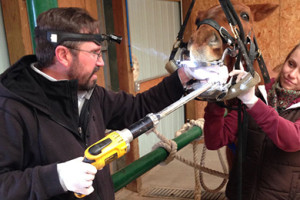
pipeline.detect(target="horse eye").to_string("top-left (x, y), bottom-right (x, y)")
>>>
top-left (240, 12), bottom-right (249, 21)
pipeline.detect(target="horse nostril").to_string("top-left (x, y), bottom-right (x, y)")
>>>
top-left (187, 39), bottom-right (195, 51)
top-left (208, 32), bottom-right (221, 47)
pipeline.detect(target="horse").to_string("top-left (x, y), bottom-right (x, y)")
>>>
top-left (187, 1), bottom-right (278, 170)
top-left (188, 1), bottom-right (278, 85)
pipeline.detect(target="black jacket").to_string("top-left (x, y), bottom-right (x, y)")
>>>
top-left (0, 55), bottom-right (184, 200)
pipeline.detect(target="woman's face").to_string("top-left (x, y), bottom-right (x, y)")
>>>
top-left (280, 47), bottom-right (300, 90)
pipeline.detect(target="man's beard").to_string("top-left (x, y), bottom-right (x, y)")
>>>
top-left (69, 58), bottom-right (99, 91)
top-left (79, 75), bottom-right (97, 90)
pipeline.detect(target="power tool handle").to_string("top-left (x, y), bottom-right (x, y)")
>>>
top-left (73, 157), bottom-right (95, 198)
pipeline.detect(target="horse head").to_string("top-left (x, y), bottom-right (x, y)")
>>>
top-left (187, 2), bottom-right (278, 101)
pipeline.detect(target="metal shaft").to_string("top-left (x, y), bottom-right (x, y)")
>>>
top-left (157, 83), bottom-right (213, 119)
top-left (130, 82), bottom-right (213, 139)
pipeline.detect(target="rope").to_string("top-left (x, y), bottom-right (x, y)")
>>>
top-left (152, 128), bottom-right (178, 165)
top-left (199, 145), bottom-right (228, 192)
top-left (176, 119), bottom-right (205, 137)
top-left (192, 140), bottom-right (201, 200)
top-left (151, 118), bottom-right (229, 200)
top-left (176, 118), bottom-right (228, 179)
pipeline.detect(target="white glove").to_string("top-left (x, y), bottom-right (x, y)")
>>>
top-left (229, 70), bottom-right (258, 108)
top-left (237, 86), bottom-right (258, 108)
top-left (182, 60), bottom-right (229, 85)
top-left (57, 157), bottom-right (97, 195)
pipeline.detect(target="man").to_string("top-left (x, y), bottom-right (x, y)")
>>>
top-left (0, 7), bottom-right (225, 200)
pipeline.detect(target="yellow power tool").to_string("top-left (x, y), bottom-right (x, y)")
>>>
top-left (75, 83), bottom-right (213, 198)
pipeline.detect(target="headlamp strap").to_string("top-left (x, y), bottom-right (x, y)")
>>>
top-left (34, 27), bottom-right (122, 46)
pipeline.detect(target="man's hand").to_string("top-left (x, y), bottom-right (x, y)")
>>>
top-left (182, 61), bottom-right (229, 85)
top-left (229, 70), bottom-right (258, 108)
top-left (57, 157), bottom-right (97, 195)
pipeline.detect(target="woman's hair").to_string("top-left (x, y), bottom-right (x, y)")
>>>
top-left (35, 7), bottom-right (100, 68)
top-left (273, 42), bottom-right (300, 73)
top-left (284, 43), bottom-right (300, 62)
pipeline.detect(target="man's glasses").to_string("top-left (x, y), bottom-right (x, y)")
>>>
top-left (67, 47), bottom-right (103, 60)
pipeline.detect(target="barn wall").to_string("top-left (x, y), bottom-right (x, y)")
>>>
top-left (187, 0), bottom-right (300, 119)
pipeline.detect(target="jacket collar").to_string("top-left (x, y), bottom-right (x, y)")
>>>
top-left (0, 55), bottom-right (82, 134)
top-left (258, 78), bottom-right (300, 110)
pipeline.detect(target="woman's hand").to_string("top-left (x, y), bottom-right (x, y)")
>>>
top-left (229, 70), bottom-right (258, 108)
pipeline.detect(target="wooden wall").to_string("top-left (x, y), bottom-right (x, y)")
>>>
top-left (184, 0), bottom-right (300, 119)
top-left (2, 0), bottom-right (32, 64)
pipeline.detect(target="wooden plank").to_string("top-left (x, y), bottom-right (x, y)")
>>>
top-left (57, 0), bottom-right (85, 9)
top-left (278, 0), bottom-right (300, 72)
top-left (112, 0), bottom-right (135, 93)
top-left (138, 76), bottom-right (166, 93)
top-left (112, 0), bottom-right (141, 193)
top-left (164, 0), bottom-right (180, 2)
top-left (84, 0), bottom-right (99, 20)
top-left (57, 0), bottom-right (98, 19)
top-left (2, 0), bottom-right (33, 64)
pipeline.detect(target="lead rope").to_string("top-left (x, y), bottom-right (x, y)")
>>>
top-left (152, 118), bottom-right (229, 200)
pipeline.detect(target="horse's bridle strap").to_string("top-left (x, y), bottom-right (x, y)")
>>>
top-left (196, 19), bottom-right (235, 46)
top-left (168, 0), bottom-right (195, 61)
top-left (253, 36), bottom-right (270, 83)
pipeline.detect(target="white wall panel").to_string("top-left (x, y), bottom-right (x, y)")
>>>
top-left (127, 0), bottom-right (184, 157)
top-left (127, 0), bottom-right (180, 81)
top-left (0, 2), bottom-right (9, 73)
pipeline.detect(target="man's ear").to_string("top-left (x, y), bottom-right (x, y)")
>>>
top-left (54, 45), bottom-right (73, 67)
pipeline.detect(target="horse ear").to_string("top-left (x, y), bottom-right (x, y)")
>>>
top-left (248, 4), bottom-right (279, 22)
top-left (195, 10), bottom-right (205, 25)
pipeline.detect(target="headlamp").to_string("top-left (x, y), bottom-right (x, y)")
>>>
top-left (34, 28), bottom-right (122, 45)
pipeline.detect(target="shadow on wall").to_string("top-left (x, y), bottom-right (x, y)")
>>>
top-left (0, 2), bottom-right (10, 73)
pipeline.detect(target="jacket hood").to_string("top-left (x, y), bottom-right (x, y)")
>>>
top-left (0, 55), bottom-right (80, 133)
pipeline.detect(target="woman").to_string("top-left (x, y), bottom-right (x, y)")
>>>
top-left (203, 43), bottom-right (300, 200)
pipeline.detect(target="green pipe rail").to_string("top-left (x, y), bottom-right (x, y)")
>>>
top-left (26, 0), bottom-right (58, 52)
top-left (112, 126), bottom-right (202, 192)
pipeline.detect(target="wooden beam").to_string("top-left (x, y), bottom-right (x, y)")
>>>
top-left (57, 0), bottom-right (85, 9)
top-left (58, 0), bottom-right (98, 19)
top-left (112, 0), bottom-right (134, 93)
top-left (2, 0), bottom-right (33, 64)
top-left (138, 76), bottom-right (166, 93)
top-left (112, 0), bottom-right (141, 193)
